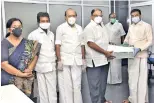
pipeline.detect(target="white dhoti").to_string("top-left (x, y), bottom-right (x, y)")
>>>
top-left (128, 58), bottom-right (148, 103)
top-left (58, 62), bottom-right (82, 103)
top-left (107, 59), bottom-right (122, 84)
top-left (37, 70), bottom-right (57, 103)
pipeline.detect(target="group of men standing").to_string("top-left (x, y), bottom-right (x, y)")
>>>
top-left (28, 8), bottom-right (153, 103)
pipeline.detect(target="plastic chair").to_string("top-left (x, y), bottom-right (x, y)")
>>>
top-left (147, 51), bottom-right (154, 86)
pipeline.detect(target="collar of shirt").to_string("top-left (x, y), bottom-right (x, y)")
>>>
top-left (90, 20), bottom-right (99, 26)
top-left (38, 27), bottom-right (50, 35)
top-left (65, 22), bottom-right (77, 29)
top-left (132, 20), bottom-right (143, 26)
top-left (90, 20), bottom-right (105, 27)
top-left (64, 22), bottom-right (82, 34)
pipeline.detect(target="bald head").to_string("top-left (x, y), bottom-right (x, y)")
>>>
top-left (65, 8), bottom-right (77, 26)
top-left (91, 8), bottom-right (102, 16)
top-left (65, 8), bottom-right (77, 17)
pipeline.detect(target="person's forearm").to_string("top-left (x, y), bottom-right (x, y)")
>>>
top-left (56, 45), bottom-right (61, 61)
top-left (81, 45), bottom-right (85, 59)
top-left (27, 56), bottom-right (38, 71)
top-left (1, 62), bottom-right (23, 76)
top-left (124, 34), bottom-right (129, 43)
top-left (87, 41), bottom-right (107, 55)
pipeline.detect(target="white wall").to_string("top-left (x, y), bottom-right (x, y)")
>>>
top-left (1, 0), bottom-right (110, 38)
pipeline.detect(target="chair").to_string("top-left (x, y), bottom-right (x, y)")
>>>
top-left (147, 51), bottom-right (154, 86)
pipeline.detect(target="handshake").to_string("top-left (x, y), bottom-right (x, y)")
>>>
top-left (122, 42), bottom-right (141, 57)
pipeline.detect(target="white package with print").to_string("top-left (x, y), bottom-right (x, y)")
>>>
top-left (107, 45), bottom-right (134, 59)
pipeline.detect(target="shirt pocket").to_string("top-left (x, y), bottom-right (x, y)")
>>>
top-left (42, 37), bottom-right (54, 50)
top-left (95, 31), bottom-right (102, 41)
top-left (48, 34), bottom-right (54, 43)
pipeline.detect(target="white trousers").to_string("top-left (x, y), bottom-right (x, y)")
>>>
top-left (37, 70), bottom-right (57, 103)
top-left (58, 62), bottom-right (83, 103)
top-left (128, 58), bottom-right (148, 103)
top-left (107, 59), bottom-right (122, 84)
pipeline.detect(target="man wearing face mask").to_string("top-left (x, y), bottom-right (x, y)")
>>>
top-left (123, 9), bottom-right (153, 103)
top-left (83, 8), bottom-right (114, 103)
top-left (105, 13), bottom-right (126, 84)
top-left (55, 8), bottom-right (85, 103)
top-left (28, 12), bottom-right (57, 103)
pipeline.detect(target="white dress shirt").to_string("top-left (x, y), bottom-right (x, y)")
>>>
top-left (106, 21), bottom-right (126, 44)
top-left (28, 27), bottom-right (56, 73)
top-left (83, 20), bottom-right (109, 67)
top-left (124, 21), bottom-right (153, 58)
top-left (55, 22), bottom-right (83, 65)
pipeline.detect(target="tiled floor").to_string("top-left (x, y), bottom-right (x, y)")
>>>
top-left (105, 66), bottom-right (154, 103)
top-left (34, 66), bottom-right (154, 103)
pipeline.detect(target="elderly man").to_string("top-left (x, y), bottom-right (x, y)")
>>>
top-left (83, 8), bottom-right (114, 103)
top-left (55, 8), bottom-right (85, 103)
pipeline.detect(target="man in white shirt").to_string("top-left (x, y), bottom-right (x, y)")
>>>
top-left (105, 13), bottom-right (126, 84)
top-left (123, 9), bottom-right (153, 103)
top-left (83, 8), bottom-right (114, 103)
top-left (55, 8), bottom-right (85, 103)
top-left (28, 12), bottom-right (57, 103)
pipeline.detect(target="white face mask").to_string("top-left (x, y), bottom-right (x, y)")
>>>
top-left (39, 23), bottom-right (50, 29)
top-left (68, 17), bottom-right (76, 25)
top-left (94, 16), bottom-right (102, 24)
top-left (132, 16), bottom-right (140, 24)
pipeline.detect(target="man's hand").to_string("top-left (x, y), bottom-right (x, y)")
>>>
top-left (105, 51), bottom-right (113, 57)
top-left (104, 51), bottom-right (115, 59)
top-left (57, 61), bottom-right (63, 71)
top-left (82, 59), bottom-right (87, 72)
top-left (133, 48), bottom-right (141, 57)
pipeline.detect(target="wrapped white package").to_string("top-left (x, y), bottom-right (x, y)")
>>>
top-left (107, 45), bottom-right (134, 59)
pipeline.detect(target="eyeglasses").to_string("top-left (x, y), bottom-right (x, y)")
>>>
top-left (67, 15), bottom-right (77, 18)
top-left (92, 15), bottom-right (103, 17)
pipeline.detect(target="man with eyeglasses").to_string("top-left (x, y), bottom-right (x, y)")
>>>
top-left (83, 8), bottom-right (114, 103)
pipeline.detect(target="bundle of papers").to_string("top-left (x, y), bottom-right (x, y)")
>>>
top-left (107, 45), bottom-right (134, 59)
